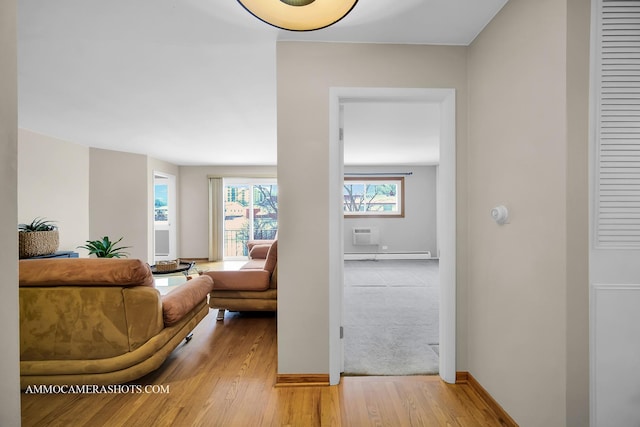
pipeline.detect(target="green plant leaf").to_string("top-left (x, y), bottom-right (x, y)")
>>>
top-left (18, 217), bottom-right (57, 232)
top-left (77, 236), bottom-right (131, 258)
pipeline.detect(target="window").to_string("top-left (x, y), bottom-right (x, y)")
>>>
top-left (343, 177), bottom-right (404, 218)
top-left (154, 183), bottom-right (169, 222)
top-left (223, 179), bottom-right (278, 258)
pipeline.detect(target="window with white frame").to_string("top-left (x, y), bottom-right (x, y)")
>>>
top-left (343, 177), bottom-right (404, 218)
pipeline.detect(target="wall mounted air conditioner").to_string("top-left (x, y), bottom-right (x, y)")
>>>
top-left (352, 227), bottom-right (380, 246)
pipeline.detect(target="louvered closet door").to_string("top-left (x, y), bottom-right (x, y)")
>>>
top-left (596, 0), bottom-right (640, 247)
top-left (591, 2), bottom-right (640, 426)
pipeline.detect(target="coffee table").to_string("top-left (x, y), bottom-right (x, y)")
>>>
top-left (149, 261), bottom-right (194, 278)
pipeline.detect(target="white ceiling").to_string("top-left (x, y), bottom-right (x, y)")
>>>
top-left (17, 0), bottom-right (508, 166)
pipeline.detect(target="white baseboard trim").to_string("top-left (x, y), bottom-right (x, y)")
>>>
top-left (344, 252), bottom-right (434, 261)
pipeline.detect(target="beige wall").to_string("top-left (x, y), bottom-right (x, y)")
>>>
top-left (565, 0), bottom-right (590, 425)
top-left (178, 165), bottom-right (277, 259)
top-left (17, 134), bottom-right (176, 262)
top-left (0, 0), bottom-right (21, 424)
top-left (89, 148), bottom-right (149, 261)
top-left (18, 129), bottom-right (90, 253)
top-left (276, 42), bottom-right (468, 374)
top-left (466, 0), bottom-right (589, 425)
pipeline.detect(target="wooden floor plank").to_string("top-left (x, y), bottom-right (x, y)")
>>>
top-left (21, 310), bottom-right (509, 426)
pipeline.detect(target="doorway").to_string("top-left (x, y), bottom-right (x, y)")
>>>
top-left (153, 172), bottom-right (177, 262)
top-left (328, 87), bottom-right (456, 384)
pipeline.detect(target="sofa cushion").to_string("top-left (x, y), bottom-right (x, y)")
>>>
top-left (161, 275), bottom-right (214, 326)
top-left (263, 240), bottom-right (278, 274)
top-left (241, 259), bottom-right (266, 270)
top-left (206, 270), bottom-right (272, 291)
top-left (19, 258), bottom-right (154, 288)
top-left (248, 244), bottom-right (271, 259)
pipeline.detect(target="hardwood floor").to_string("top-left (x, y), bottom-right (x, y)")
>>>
top-left (21, 309), bottom-right (509, 426)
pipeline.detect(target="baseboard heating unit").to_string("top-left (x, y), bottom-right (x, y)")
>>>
top-left (344, 252), bottom-right (433, 261)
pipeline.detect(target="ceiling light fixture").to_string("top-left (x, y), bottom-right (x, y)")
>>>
top-left (237, 0), bottom-right (358, 31)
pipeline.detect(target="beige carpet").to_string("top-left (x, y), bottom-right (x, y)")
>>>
top-left (343, 259), bottom-right (439, 376)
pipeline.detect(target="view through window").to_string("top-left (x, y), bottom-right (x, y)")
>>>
top-left (343, 177), bottom-right (404, 218)
top-left (154, 182), bottom-right (168, 222)
top-left (223, 179), bottom-right (278, 258)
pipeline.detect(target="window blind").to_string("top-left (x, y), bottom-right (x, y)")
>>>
top-left (596, 0), bottom-right (640, 248)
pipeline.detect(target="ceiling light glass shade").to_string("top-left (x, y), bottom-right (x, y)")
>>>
top-left (237, 0), bottom-right (358, 31)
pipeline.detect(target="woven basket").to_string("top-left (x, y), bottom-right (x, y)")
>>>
top-left (19, 230), bottom-right (59, 258)
top-left (155, 260), bottom-right (178, 272)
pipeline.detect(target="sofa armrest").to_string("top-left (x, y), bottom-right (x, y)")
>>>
top-left (247, 239), bottom-right (275, 249)
top-left (161, 275), bottom-right (214, 326)
top-left (206, 270), bottom-right (271, 291)
top-left (247, 239), bottom-right (275, 259)
top-left (248, 244), bottom-right (271, 259)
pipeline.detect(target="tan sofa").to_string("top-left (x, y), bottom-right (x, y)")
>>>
top-left (206, 240), bottom-right (277, 320)
top-left (19, 258), bottom-right (213, 388)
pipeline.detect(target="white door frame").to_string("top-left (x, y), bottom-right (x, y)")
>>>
top-left (328, 87), bottom-right (457, 384)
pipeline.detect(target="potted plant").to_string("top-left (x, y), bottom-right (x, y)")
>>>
top-left (78, 236), bottom-right (131, 258)
top-left (18, 217), bottom-right (59, 258)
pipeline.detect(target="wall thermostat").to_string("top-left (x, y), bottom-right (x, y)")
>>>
top-left (490, 205), bottom-right (509, 225)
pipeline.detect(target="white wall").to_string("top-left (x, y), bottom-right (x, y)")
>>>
top-left (0, 0), bottom-right (21, 423)
top-left (276, 42), bottom-right (468, 375)
top-left (18, 129), bottom-right (89, 254)
top-left (178, 165), bottom-right (277, 259)
top-left (89, 148), bottom-right (149, 261)
top-left (344, 165), bottom-right (437, 256)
